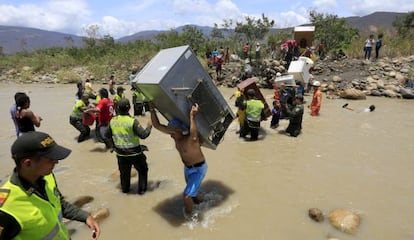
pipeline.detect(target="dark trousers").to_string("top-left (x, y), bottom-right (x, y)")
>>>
top-left (69, 116), bottom-right (90, 142)
top-left (286, 123), bottom-right (301, 137)
top-left (117, 153), bottom-right (148, 194)
top-left (375, 47), bottom-right (381, 59)
top-left (240, 120), bottom-right (260, 140)
top-left (133, 102), bottom-right (145, 116)
top-left (270, 112), bottom-right (280, 127)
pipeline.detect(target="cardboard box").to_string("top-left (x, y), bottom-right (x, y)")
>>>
top-left (132, 45), bottom-right (235, 150)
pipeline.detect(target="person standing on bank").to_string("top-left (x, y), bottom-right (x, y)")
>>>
top-left (364, 34), bottom-right (375, 60)
top-left (150, 103), bottom-right (207, 220)
top-left (106, 98), bottom-right (152, 194)
top-left (375, 33), bottom-right (383, 60)
top-left (0, 131), bottom-right (100, 239)
top-left (108, 75), bottom-right (116, 95)
top-left (239, 89), bottom-right (266, 141)
top-left (283, 95), bottom-right (304, 137)
top-left (309, 81), bottom-right (322, 116)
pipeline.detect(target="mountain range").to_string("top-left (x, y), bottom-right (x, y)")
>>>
top-left (0, 11), bottom-right (407, 55)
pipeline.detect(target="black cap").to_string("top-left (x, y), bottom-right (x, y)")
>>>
top-left (117, 86), bottom-right (125, 91)
top-left (11, 132), bottom-right (71, 160)
top-left (247, 88), bottom-right (255, 97)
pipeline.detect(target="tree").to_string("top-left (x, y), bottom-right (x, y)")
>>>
top-left (393, 11), bottom-right (414, 38)
top-left (309, 10), bottom-right (359, 53)
top-left (82, 24), bottom-right (100, 48)
top-left (235, 14), bottom-right (275, 46)
top-left (100, 34), bottom-right (115, 48)
top-left (181, 25), bottom-right (205, 53)
top-left (210, 24), bottom-right (224, 42)
top-left (155, 29), bottom-right (186, 49)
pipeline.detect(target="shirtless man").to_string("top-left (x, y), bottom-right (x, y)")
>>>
top-left (150, 103), bottom-right (207, 220)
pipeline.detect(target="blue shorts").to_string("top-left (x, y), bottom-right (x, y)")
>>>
top-left (183, 161), bottom-right (208, 197)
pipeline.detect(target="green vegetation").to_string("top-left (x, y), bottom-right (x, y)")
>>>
top-left (1, 11), bottom-right (413, 82)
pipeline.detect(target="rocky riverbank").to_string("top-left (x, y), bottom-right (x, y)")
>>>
top-left (1, 55), bottom-right (414, 99)
top-left (213, 55), bottom-right (414, 100)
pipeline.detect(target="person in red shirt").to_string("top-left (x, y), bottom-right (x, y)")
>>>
top-left (95, 88), bottom-right (115, 147)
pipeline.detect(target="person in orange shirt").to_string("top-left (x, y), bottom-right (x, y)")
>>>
top-left (309, 81), bottom-right (322, 116)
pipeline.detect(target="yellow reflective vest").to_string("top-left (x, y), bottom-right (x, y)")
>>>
top-left (70, 99), bottom-right (86, 118)
top-left (110, 115), bottom-right (141, 155)
top-left (0, 174), bottom-right (69, 240)
top-left (246, 99), bottom-right (264, 122)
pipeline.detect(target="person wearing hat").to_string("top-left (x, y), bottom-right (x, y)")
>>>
top-left (105, 98), bottom-right (152, 194)
top-left (70, 93), bottom-right (93, 142)
top-left (239, 88), bottom-right (266, 141)
top-left (113, 86), bottom-right (126, 114)
top-left (0, 131), bottom-right (100, 239)
top-left (309, 80), bottom-right (322, 116)
top-left (150, 103), bottom-right (207, 220)
top-left (283, 95), bottom-right (304, 137)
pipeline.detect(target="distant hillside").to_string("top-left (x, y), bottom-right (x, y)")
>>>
top-left (117, 25), bottom-right (216, 43)
top-left (345, 11), bottom-right (407, 33)
top-left (0, 26), bottom-right (84, 55)
top-left (0, 11), bottom-right (408, 55)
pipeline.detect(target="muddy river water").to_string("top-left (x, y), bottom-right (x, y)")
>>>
top-left (0, 83), bottom-right (413, 240)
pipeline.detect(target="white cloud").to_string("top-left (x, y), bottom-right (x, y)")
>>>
top-left (0, 0), bottom-right (90, 34)
top-left (172, 0), bottom-right (212, 15)
top-left (312, 0), bottom-right (338, 12)
top-left (1, 0), bottom-right (412, 39)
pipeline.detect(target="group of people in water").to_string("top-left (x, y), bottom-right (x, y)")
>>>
top-left (7, 71), bottom-right (209, 225)
top-left (231, 76), bottom-right (323, 139)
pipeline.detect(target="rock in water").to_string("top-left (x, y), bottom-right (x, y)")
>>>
top-left (328, 208), bottom-right (360, 234)
top-left (308, 208), bottom-right (324, 222)
top-left (92, 208), bottom-right (110, 223)
top-left (339, 88), bottom-right (366, 100)
top-left (72, 195), bottom-right (94, 208)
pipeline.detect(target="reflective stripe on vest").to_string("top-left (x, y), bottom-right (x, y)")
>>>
top-left (110, 115), bottom-right (140, 150)
top-left (0, 174), bottom-right (69, 240)
top-left (246, 99), bottom-right (264, 122)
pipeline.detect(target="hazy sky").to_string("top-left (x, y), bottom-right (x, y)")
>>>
top-left (0, 0), bottom-right (412, 38)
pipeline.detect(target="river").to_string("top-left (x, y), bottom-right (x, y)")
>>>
top-left (0, 83), bottom-right (413, 240)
